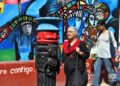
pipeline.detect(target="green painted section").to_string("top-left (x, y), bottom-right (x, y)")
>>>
top-left (0, 49), bottom-right (16, 61)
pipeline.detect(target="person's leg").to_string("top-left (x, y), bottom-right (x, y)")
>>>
top-left (92, 57), bottom-right (102, 86)
top-left (116, 82), bottom-right (120, 86)
top-left (116, 69), bottom-right (120, 86)
top-left (103, 58), bottom-right (115, 85)
top-left (102, 58), bottom-right (115, 74)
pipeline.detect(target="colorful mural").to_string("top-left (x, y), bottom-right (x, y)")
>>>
top-left (0, 0), bottom-right (119, 61)
top-left (0, 0), bottom-right (39, 61)
top-left (0, 0), bottom-right (4, 13)
top-left (52, 0), bottom-right (118, 50)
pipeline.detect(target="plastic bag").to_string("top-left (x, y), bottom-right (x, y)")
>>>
top-left (90, 45), bottom-right (98, 60)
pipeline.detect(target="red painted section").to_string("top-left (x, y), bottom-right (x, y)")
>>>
top-left (0, 59), bottom-right (116, 86)
top-left (36, 31), bottom-right (59, 44)
top-left (0, 61), bottom-right (66, 86)
top-left (86, 59), bottom-right (94, 84)
top-left (0, 38), bottom-right (2, 42)
top-left (0, 60), bottom-right (37, 86)
top-left (56, 63), bottom-right (66, 86)
top-left (4, 0), bottom-right (30, 4)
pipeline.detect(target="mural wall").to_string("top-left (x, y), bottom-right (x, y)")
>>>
top-left (0, 0), bottom-right (119, 60)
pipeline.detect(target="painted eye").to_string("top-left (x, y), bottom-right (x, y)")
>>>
top-left (0, 32), bottom-right (6, 38)
top-left (76, 17), bottom-right (81, 21)
top-left (69, 18), bottom-right (72, 21)
top-left (95, 18), bottom-right (99, 21)
top-left (89, 17), bottom-right (94, 20)
top-left (28, 26), bottom-right (31, 28)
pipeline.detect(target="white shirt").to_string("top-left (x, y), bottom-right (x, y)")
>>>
top-left (97, 31), bottom-right (117, 58)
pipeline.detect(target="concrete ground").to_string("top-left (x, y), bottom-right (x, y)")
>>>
top-left (116, 82), bottom-right (120, 86)
top-left (87, 83), bottom-right (110, 86)
top-left (87, 79), bottom-right (117, 86)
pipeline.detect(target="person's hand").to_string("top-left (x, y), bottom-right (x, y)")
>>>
top-left (92, 42), bottom-right (97, 46)
top-left (76, 47), bottom-right (80, 53)
top-left (76, 47), bottom-right (83, 55)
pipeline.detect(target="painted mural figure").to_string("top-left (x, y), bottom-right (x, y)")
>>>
top-left (62, 27), bottom-right (89, 86)
top-left (17, 21), bottom-right (36, 61)
top-left (107, 5), bottom-right (119, 42)
top-left (82, 3), bottom-right (109, 50)
top-left (91, 20), bottom-right (119, 86)
top-left (57, 0), bottom-right (73, 7)
top-left (7, 21), bottom-right (37, 61)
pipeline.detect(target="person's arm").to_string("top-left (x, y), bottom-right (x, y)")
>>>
top-left (76, 47), bottom-right (84, 55)
top-left (110, 31), bottom-right (117, 48)
top-left (92, 32), bottom-right (99, 46)
top-left (110, 31), bottom-right (119, 62)
top-left (115, 48), bottom-right (119, 62)
top-left (92, 42), bottom-right (98, 46)
top-left (76, 42), bottom-right (89, 59)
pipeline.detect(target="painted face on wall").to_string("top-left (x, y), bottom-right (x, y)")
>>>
top-left (67, 17), bottom-right (75, 27)
top-left (75, 17), bottom-right (82, 31)
top-left (22, 24), bottom-right (32, 36)
top-left (89, 15), bottom-right (99, 27)
top-left (67, 17), bottom-right (82, 30)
